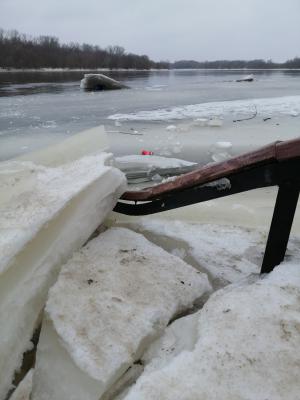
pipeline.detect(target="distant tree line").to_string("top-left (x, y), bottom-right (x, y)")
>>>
top-left (172, 58), bottom-right (300, 69)
top-left (1, 28), bottom-right (299, 70)
top-left (0, 28), bottom-right (169, 70)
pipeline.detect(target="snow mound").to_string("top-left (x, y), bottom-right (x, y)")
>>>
top-left (32, 227), bottom-right (211, 400)
top-left (123, 261), bottom-right (300, 400)
top-left (108, 95), bottom-right (300, 121)
top-left (0, 155), bottom-right (126, 400)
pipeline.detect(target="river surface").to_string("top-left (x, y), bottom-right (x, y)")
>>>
top-left (0, 69), bottom-right (300, 160)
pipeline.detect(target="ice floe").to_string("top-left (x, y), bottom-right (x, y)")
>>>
top-left (31, 228), bottom-right (211, 400)
top-left (0, 154), bottom-right (125, 399)
top-left (209, 141), bottom-right (233, 162)
top-left (122, 261), bottom-right (300, 400)
top-left (108, 95), bottom-right (300, 121)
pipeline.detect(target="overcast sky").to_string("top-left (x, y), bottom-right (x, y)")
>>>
top-left (0, 0), bottom-right (299, 62)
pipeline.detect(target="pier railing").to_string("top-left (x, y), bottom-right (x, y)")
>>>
top-left (114, 138), bottom-right (300, 274)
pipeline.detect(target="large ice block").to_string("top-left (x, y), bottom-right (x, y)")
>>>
top-left (0, 154), bottom-right (126, 399)
top-left (32, 228), bottom-right (211, 400)
top-left (16, 125), bottom-right (109, 167)
top-left (123, 261), bottom-right (300, 400)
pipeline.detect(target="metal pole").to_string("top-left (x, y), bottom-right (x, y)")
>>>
top-left (261, 183), bottom-right (299, 274)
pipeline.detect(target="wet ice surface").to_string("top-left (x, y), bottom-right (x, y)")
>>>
top-left (1, 69), bottom-right (300, 160)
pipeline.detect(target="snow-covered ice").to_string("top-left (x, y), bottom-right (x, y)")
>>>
top-left (122, 220), bottom-right (300, 287)
top-left (0, 154), bottom-right (125, 400)
top-left (122, 261), bottom-right (300, 400)
top-left (108, 95), bottom-right (300, 121)
top-left (31, 228), bottom-right (211, 400)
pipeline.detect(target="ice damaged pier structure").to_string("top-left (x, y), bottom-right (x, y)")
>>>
top-left (1, 134), bottom-right (300, 399)
top-left (0, 153), bottom-right (126, 400)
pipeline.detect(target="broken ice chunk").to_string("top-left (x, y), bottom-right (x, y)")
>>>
top-left (123, 262), bottom-right (300, 400)
top-left (208, 118), bottom-right (223, 127)
top-left (32, 228), bottom-right (211, 400)
top-left (0, 155), bottom-right (126, 400)
top-left (215, 141), bottom-right (232, 149)
top-left (165, 125), bottom-right (177, 131)
top-left (210, 141), bottom-right (232, 162)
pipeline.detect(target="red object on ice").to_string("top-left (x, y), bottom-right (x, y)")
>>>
top-left (141, 150), bottom-right (154, 155)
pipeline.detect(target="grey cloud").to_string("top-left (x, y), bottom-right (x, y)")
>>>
top-left (0, 0), bottom-right (299, 61)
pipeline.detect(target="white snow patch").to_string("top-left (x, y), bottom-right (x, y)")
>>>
top-left (203, 177), bottom-right (231, 191)
top-left (32, 228), bottom-right (211, 400)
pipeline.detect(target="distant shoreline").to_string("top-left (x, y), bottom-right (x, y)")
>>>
top-left (0, 68), bottom-right (169, 73)
top-left (1, 67), bottom-right (300, 73)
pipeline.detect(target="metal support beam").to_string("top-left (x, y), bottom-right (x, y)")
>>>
top-left (261, 183), bottom-right (299, 274)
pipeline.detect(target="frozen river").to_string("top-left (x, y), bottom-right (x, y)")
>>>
top-left (0, 69), bottom-right (300, 160)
